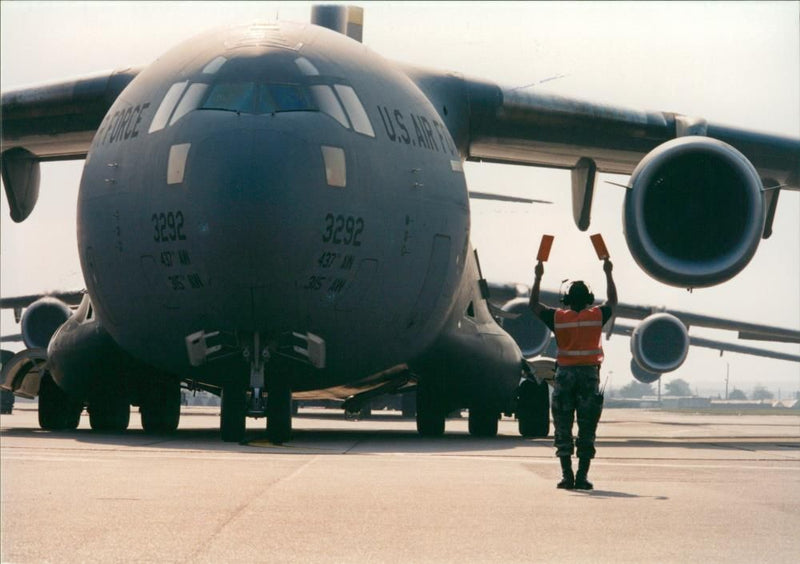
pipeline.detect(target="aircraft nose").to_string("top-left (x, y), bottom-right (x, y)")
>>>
top-left (183, 126), bottom-right (319, 330)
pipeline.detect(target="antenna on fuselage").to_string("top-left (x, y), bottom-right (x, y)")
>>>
top-left (311, 4), bottom-right (364, 42)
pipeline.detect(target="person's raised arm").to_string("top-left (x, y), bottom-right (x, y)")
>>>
top-left (529, 261), bottom-right (545, 316)
top-left (603, 259), bottom-right (618, 309)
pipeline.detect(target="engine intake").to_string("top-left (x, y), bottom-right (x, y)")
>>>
top-left (630, 313), bottom-right (689, 374)
top-left (21, 297), bottom-right (72, 349)
top-left (499, 298), bottom-right (551, 358)
top-left (624, 136), bottom-right (764, 288)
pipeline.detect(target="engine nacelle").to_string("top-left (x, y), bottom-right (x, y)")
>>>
top-left (630, 358), bottom-right (661, 384)
top-left (630, 313), bottom-right (689, 374)
top-left (499, 298), bottom-right (551, 358)
top-left (21, 297), bottom-right (72, 349)
top-left (624, 136), bottom-right (764, 288)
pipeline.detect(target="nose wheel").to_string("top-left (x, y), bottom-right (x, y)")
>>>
top-left (221, 375), bottom-right (247, 442)
top-left (266, 376), bottom-right (292, 444)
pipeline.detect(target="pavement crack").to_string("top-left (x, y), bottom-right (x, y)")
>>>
top-left (180, 456), bottom-right (318, 563)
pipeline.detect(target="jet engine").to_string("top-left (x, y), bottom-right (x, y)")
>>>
top-left (21, 297), bottom-right (73, 349)
top-left (630, 313), bottom-right (689, 375)
top-left (630, 358), bottom-right (661, 384)
top-left (499, 298), bottom-right (551, 358)
top-left (623, 136), bottom-right (765, 288)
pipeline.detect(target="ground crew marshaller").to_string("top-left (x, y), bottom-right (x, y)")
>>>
top-left (529, 259), bottom-right (617, 490)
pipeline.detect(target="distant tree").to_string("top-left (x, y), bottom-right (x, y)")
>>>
top-left (619, 381), bottom-right (655, 398)
top-left (664, 378), bottom-right (692, 396)
top-left (728, 388), bottom-right (747, 400)
top-left (752, 385), bottom-right (774, 400)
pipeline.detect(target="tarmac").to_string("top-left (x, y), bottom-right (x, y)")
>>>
top-left (1, 405), bottom-right (798, 563)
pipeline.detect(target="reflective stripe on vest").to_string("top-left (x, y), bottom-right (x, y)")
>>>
top-left (554, 320), bottom-right (603, 329)
top-left (554, 307), bottom-right (604, 366)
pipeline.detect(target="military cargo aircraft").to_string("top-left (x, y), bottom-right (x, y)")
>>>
top-left (1, 5), bottom-right (798, 443)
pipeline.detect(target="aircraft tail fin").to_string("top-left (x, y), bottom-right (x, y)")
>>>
top-left (311, 5), bottom-right (364, 42)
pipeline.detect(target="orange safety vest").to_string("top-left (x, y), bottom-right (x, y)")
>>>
top-left (554, 307), bottom-right (604, 366)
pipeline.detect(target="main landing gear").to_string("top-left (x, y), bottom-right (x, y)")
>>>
top-left (88, 384), bottom-right (130, 432)
top-left (415, 378), bottom-right (446, 437)
top-left (38, 372), bottom-right (83, 431)
top-left (468, 404), bottom-right (499, 437)
top-left (140, 378), bottom-right (181, 434)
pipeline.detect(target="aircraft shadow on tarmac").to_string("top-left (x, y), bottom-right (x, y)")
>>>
top-left (3, 411), bottom-right (797, 456)
top-left (0, 412), bottom-right (537, 455)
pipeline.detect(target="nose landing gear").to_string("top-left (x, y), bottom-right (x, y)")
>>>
top-left (219, 334), bottom-right (293, 444)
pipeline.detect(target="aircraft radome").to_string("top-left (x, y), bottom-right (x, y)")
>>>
top-left (1, 4), bottom-right (798, 443)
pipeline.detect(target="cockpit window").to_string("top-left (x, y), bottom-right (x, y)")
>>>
top-left (147, 72), bottom-right (375, 141)
top-left (202, 56), bottom-right (228, 75)
top-left (309, 85), bottom-right (350, 128)
top-left (198, 82), bottom-right (313, 114)
top-left (202, 82), bottom-right (257, 113)
top-left (265, 84), bottom-right (313, 112)
top-left (169, 83), bottom-right (209, 126)
top-left (149, 81), bottom-right (188, 133)
top-left (334, 85), bottom-right (375, 137)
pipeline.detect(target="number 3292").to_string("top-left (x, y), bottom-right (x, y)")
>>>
top-left (322, 213), bottom-right (364, 246)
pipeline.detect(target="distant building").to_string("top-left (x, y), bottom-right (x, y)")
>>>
top-left (660, 397), bottom-right (711, 409)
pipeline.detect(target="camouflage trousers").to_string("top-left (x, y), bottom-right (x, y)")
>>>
top-left (551, 364), bottom-right (604, 459)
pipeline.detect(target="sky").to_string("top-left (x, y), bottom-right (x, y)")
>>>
top-left (1, 1), bottom-right (799, 398)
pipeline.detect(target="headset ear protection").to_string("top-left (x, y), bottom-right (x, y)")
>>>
top-left (561, 280), bottom-right (594, 307)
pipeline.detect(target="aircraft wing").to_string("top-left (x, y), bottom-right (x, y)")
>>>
top-left (486, 282), bottom-right (800, 366)
top-left (536, 289), bottom-right (800, 345)
top-left (404, 66), bottom-right (800, 189)
top-left (611, 322), bottom-right (800, 363)
top-left (468, 191), bottom-right (552, 205)
top-left (0, 291), bottom-right (85, 310)
top-left (0, 291), bottom-right (85, 335)
top-left (1, 69), bottom-right (142, 222)
top-left (1, 68), bottom-right (142, 160)
top-left (405, 65), bottom-right (798, 264)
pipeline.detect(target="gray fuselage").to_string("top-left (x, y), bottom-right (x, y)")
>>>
top-left (76, 21), bottom-right (521, 406)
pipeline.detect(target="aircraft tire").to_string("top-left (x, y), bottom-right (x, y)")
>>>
top-left (517, 378), bottom-right (550, 438)
top-left (64, 401), bottom-right (83, 430)
top-left (416, 383), bottom-right (445, 437)
top-left (267, 378), bottom-right (292, 444)
top-left (89, 391), bottom-right (130, 432)
top-left (468, 407), bottom-right (499, 437)
top-left (38, 372), bottom-right (82, 430)
top-left (141, 382), bottom-right (181, 434)
top-left (221, 379), bottom-right (247, 442)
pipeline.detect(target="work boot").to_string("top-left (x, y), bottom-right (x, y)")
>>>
top-left (574, 458), bottom-right (593, 490)
top-left (557, 456), bottom-right (574, 489)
